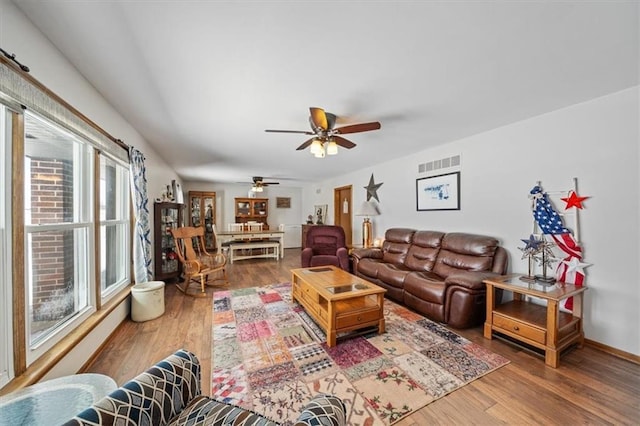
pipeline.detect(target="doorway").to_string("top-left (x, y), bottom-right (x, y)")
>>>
top-left (333, 185), bottom-right (353, 246)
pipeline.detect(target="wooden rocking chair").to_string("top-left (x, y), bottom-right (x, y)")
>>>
top-left (170, 226), bottom-right (228, 297)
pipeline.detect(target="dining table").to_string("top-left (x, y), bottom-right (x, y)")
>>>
top-left (216, 229), bottom-right (285, 259)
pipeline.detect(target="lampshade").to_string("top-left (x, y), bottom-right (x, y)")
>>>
top-left (314, 144), bottom-right (326, 158)
top-left (356, 201), bottom-right (380, 217)
top-left (310, 139), bottom-right (323, 155)
top-left (326, 140), bottom-right (338, 155)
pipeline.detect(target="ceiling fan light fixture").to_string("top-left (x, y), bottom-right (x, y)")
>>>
top-left (310, 139), bottom-right (323, 155)
top-left (326, 140), bottom-right (338, 155)
top-left (314, 144), bottom-right (326, 158)
top-left (251, 185), bottom-right (263, 192)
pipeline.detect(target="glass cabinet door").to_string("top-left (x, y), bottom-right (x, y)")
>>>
top-left (160, 206), bottom-right (179, 274)
top-left (253, 200), bottom-right (267, 217)
top-left (203, 195), bottom-right (215, 249)
top-left (190, 195), bottom-right (202, 227)
top-left (236, 201), bottom-right (250, 216)
top-left (188, 191), bottom-right (217, 251)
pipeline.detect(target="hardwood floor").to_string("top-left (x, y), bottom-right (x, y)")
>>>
top-left (84, 249), bottom-right (640, 424)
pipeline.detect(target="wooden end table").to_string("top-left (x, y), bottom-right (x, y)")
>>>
top-left (291, 266), bottom-right (386, 347)
top-left (483, 274), bottom-right (587, 368)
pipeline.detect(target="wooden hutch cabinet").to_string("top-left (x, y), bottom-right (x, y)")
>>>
top-left (187, 191), bottom-right (217, 251)
top-left (234, 197), bottom-right (269, 228)
top-left (153, 201), bottom-right (183, 281)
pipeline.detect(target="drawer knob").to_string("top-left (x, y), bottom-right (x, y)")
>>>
top-left (513, 326), bottom-right (520, 331)
top-left (357, 315), bottom-right (362, 321)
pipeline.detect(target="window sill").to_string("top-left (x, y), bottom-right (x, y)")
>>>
top-left (0, 285), bottom-right (131, 396)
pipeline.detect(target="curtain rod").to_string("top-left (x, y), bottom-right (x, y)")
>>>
top-left (0, 54), bottom-right (129, 153)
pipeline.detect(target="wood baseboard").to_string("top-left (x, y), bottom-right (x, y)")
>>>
top-left (585, 338), bottom-right (640, 365)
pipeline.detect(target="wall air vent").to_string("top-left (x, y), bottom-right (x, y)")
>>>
top-left (418, 154), bottom-right (461, 174)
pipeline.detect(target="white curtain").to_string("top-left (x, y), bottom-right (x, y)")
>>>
top-left (129, 147), bottom-right (152, 283)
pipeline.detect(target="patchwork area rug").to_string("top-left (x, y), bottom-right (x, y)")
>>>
top-left (212, 283), bottom-right (509, 425)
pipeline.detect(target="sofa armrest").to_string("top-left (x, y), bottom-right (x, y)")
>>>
top-left (64, 349), bottom-right (201, 426)
top-left (445, 271), bottom-right (504, 291)
top-left (294, 394), bottom-right (347, 426)
top-left (351, 247), bottom-right (382, 261)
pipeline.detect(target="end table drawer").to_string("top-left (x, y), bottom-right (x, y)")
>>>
top-left (493, 313), bottom-right (546, 344)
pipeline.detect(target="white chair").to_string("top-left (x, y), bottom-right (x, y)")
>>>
top-left (246, 222), bottom-right (263, 232)
top-left (227, 223), bottom-right (244, 232)
top-left (212, 224), bottom-right (229, 256)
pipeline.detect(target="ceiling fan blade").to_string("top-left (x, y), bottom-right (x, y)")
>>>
top-left (262, 182), bottom-right (280, 185)
top-left (333, 135), bottom-right (356, 149)
top-left (325, 112), bottom-right (337, 130)
top-left (334, 121), bottom-right (381, 135)
top-left (309, 107), bottom-right (328, 130)
top-left (296, 137), bottom-right (316, 151)
top-left (265, 129), bottom-right (314, 135)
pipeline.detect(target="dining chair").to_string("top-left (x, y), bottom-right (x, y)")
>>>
top-left (246, 222), bottom-right (263, 232)
top-left (170, 226), bottom-right (228, 297)
top-left (227, 223), bottom-right (244, 232)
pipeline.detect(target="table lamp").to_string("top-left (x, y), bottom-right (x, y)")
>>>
top-left (356, 201), bottom-right (380, 248)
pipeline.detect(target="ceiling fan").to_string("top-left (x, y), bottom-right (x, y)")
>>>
top-left (238, 176), bottom-right (280, 192)
top-left (265, 107), bottom-right (381, 157)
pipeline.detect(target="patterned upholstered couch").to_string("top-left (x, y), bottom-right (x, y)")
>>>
top-left (63, 349), bottom-right (346, 425)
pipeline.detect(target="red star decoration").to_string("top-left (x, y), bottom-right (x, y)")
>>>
top-left (561, 191), bottom-right (589, 209)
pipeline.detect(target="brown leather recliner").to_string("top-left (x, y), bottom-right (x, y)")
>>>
top-left (352, 228), bottom-right (508, 328)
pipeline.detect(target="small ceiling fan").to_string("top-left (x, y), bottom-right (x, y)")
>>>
top-left (238, 176), bottom-right (280, 192)
top-left (265, 107), bottom-right (381, 156)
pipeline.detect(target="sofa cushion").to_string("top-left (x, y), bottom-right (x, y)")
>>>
top-left (377, 263), bottom-right (412, 289)
top-left (294, 394), bottom-right (347, 426)
top-left (433, 233), bottom-right (499, 278)
top-left (404, 231), bottom-right (444, 272)
top-left (404, 271), bottom-right (446, 304)
top-left (357, 258), bottom-right (384, 278)
top-left (169, 396), bottom-right (277, 426)
top-left (64, 350), bottom-right (201, 426)
top-left (381, 228), bottom-right (415, 265)
top-left (312, 235), bottom-right (341, 255)
top-left (310, 255), bottom-right (341, 268)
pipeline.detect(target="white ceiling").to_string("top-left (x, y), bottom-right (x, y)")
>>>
top-left (13, 1), bottom-right (639, 185)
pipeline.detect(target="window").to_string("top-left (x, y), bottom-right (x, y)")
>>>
top-left (0, 105), bottom-right (13, 387)
top-left (99, 154), bottom-right (130, 298)
top-left (1, 60), bottom-right (132, 381)
top-left (24, 111), bottom-right (94, 360)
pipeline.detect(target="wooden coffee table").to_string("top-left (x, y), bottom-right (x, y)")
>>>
top-left (291, 266), bottom-right (386, 347)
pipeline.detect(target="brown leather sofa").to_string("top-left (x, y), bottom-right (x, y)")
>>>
top-left (352, 228), bottom-right (508, 328)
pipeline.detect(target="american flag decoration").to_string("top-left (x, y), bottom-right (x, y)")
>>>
top-left (529, 183), bottom-right (591, 310)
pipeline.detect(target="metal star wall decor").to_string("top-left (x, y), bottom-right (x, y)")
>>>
top-left (364, 174), bottom-right (383, 202)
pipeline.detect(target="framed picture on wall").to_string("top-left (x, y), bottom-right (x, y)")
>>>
top-left (276, 197), bottom-right (291, 208)
top-left (416, 172), bottom-right (460, 211)
top-left (314, 204), bottom-right (328, 224)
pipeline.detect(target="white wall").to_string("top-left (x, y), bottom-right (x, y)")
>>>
top-left (306, 87), bottom-right (639, 356)
top-left (1, 0), bottom-right (182, 378)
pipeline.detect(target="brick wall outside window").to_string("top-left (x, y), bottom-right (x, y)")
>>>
top-left (29, 158), bottom-right (74, 321)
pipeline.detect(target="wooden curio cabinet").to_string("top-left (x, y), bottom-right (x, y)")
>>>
top-left (234, 197), bottom-right (269, 229)
top-left (153, 202), bottom-right (183, 281)
top-left (188, 191), bottom-right (217, 250)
